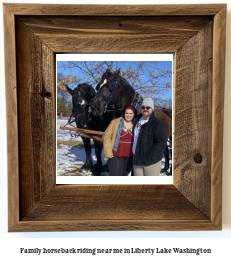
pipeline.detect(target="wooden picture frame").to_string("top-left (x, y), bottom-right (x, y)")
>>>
top-left (4, 3), bottom-right (226, 232)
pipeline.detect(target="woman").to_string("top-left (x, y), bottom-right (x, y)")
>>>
top-left (103, 105), bottom-right (137, 176)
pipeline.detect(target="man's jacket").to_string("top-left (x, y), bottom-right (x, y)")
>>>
top-left (133, 112), bottom-right (167, 166)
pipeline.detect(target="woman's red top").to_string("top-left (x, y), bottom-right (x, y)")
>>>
top-left (113, 127), bottom-right (133, 157)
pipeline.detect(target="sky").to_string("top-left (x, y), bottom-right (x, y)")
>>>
top-left (56, 54), bottom-right (173, 103)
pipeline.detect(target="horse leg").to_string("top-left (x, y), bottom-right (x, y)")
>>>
top-left (92, 140), bottom-right (102, 176)
top-left (80, 137), bottom-right (93, 171)
top-left (166, 150), bottom-right (172, 176)
top-left (167, 163), bottom-right (172, 176)
top-left (166, 136), bottom-right (172, 176)
top-left (160, 145), bottom-right (169, 175)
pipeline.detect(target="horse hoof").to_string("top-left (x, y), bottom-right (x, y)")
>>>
top-left (79, 164), bottom-right (92, 173)
top-left (92, 171), bottom-right (101, 176)
top-left (79, 168), bottom-right (88, 173)
top-left (92, 164), bottom-right (102, 172)
top-left (101, 164), bottom-right (109, 172)
top-left (160, 169), bottom-right (168, 175)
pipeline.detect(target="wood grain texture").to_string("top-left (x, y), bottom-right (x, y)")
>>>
top-left (3, 3), bottom-right (226, 231)
top-left (211, 5), bottom-right (226, 228)
top-left (18, 16), bottom-right (213, 53)
top-left (11, 185), bottom-right (216, 232)
top-left (3, 3), bottom-right (226, 16)
top-left (174, 22), bottom-right (213, 218)
top-left (22, 185), bottom-right (207, 221)
top-left (16, 19), bottom-right (56, 219)
top-left (3, 4), bottom-right (20, 231)
top-left (11, 220), bottom-right (218, 232)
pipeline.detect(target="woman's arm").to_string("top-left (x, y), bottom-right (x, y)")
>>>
top-left (103, 121), bottom-right (114, 159)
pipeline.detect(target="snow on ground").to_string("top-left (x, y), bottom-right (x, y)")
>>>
top-left (57, 118), bottom-right (109, 176)
top-left (57, 118), bottom-right (170, 177)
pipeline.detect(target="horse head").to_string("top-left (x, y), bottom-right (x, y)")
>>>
top-left (66, 83), bottom-right (96, 128)
top-left (96, 68), bottom-right (120, 91)
top-left (90, 69), bottom-right (121, 117)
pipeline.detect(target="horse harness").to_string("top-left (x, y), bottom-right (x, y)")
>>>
top-left (65, 91), bottom-right (88, 129)
top-left (96, 74), bottom-right (143, 113)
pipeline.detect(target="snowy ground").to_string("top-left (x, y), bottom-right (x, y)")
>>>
top-left (57, 118), bottom-right (108, 176)
top-left (57, 118), bottom-right (171, 177)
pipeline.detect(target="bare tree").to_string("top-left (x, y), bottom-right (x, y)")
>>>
top-left (57, 61), bottom-right (172, 108)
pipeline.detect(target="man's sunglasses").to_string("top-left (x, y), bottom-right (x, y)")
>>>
top-left (141, 106), bottom-right (151, 110)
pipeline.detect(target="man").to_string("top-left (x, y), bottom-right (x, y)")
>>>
top-left (132, 97), bottom-right (167, 176)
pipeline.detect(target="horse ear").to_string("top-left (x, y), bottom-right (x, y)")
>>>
top-left (90, 86), bottom-right (97, 96)
top-left (96, 84), bottom-right (100, 91)
top-left (66, 85), bottom-right (75, 96)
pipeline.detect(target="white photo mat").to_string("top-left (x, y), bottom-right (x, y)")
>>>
top-left (56, 54), bottom-right (174, 184)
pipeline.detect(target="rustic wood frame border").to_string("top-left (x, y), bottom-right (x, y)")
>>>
top-left (4, 4), bottom-right (226, 232)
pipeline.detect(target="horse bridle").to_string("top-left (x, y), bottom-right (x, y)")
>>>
top-left (66, 91), bottom-right (88, 128)
top-left (94, 75), bottom-right (120, 113)
top-left (94, 74), bottom-right (143, 113)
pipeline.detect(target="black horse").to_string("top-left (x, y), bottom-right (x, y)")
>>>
top-left (66, 83), bottom-right (114, 175)
top-left (90, 69), bottom-right (172, 176)
top-left (91, 68), bottom-right (143, 117)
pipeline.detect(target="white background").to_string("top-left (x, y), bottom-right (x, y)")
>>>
top-left (1, 0), bottom-right (231, 260)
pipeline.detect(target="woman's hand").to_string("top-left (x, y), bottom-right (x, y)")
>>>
top-left (108, 155), bottom-right (114, 159)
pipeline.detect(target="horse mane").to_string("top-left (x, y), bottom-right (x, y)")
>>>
top-left (118, 75), bottom-right (134, 91)
top-left (110, 69), bottom-right (143, 113)
top-left (109, 69), bottom-right (135, 94)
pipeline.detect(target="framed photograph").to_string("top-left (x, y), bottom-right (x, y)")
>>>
top-left (56, 53), bottom-right (174, 185)
top-left (4, 3), bottom-right (226, 231)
